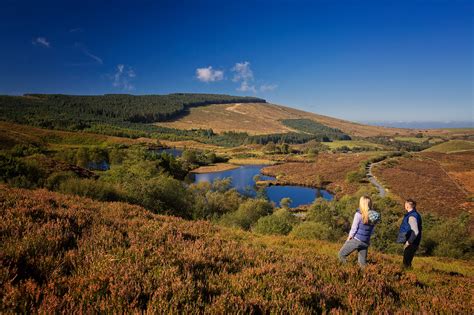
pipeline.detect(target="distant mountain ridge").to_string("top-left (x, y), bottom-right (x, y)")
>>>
top-left (363, 121), bottom-right (474, 129)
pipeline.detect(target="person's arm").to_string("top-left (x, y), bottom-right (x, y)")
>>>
top-left (348, 212), bottom-right (361, 240)
top-left (405, 216), bottom-right (419, 246)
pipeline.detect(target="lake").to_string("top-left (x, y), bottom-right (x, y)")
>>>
top-left (192, 164), bottom-right (333, 208)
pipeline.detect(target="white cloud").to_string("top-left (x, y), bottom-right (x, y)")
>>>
top-left (195, 61), bottom-right (277, 94)
top-left (237, 81), bottom-right (257, 93)
top-left (196, 66), bottom-right (224, 82)
top-left (113, 64), bottom-right (136, 90)
top-left (231, 61), bottom-right (257, 93)
top-left (32, 37), bottom-right (50, 48)
top-left (232, 61), bottom-right (254, 82)
top-left (260, 84), bottom-right (278, 92)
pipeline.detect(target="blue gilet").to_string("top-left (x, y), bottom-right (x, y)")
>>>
top-left (399, 209), bottom-right (422, 246)
top-left (354, 210), bottom-right (375, 245)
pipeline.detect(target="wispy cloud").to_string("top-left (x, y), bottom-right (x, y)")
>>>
top-left (74, 43), bottom-right (103, 64)
top-left (68, 43), bottom-right (103, 66)
top-left (260, 83), bottom-right (278, 92)
top-left (113, 64), bottom-right (136, 90)
top-left (32, 37), bottom-right (50, 48)
top-left (83, 49), bottom-right (103, 64)
top-left (196, 66), bottom-right (224, 82)
top-left (231, 61), bottom-right (256, 93)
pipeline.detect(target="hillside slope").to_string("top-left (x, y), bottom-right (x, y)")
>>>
top-left (0, 94), bottom-right (264, 129)
top-left (424, 140), bottom-right (474, 153)
top-left (373, 152), bottom-right (474, 220)
top-left (0, 121), bottom-right (139, 150)
top-left (1, 185), bottom-right (472, 313)
top-left (157, 103), bottom-right (414, 137)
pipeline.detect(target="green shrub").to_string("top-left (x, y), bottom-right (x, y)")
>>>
top-left (280, 197), bottom-right (292, 209)
top-left (346, 170), bottom-right (366, 183)
top-left (189, 180), bottom-right (243, 220)
top-left (126, 175), bottom-right (191, 218)
top-left (306, 198), bottom-right (353, 237)
top-left (422, 213), bottom-right (473, 259)
top-left (58, 178), bottom-right (122, 201)
top-left (10, 144), bottom-right (44, 157)
top-left (45, 171), bottom-right (78, 191)
top-left (0, 153), bottom-right (45, 188)
top-left (290, 221), bottom-right (334, 240)
top-left (253, 209), bottom-right (296, 235)
top-left (219, 199), bottom-right (273, 230)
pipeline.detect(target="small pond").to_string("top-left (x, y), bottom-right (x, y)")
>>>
top-left (192, 164), bottom-right (333, 208)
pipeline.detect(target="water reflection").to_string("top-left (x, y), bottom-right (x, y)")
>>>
top-left (192, 164), bottom-right (333, 207)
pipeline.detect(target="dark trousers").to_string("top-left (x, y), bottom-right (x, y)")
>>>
top-left (403, 244), bottom-right (418, 268)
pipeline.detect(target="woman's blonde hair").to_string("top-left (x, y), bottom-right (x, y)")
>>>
top-left (359, 196), bottom-right (372, 224)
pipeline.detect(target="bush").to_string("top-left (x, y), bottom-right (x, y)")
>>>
top-left (280, 197), bottom-right (292, 209)
top-left (0, 153), bottom-right (45, 188)
top-left (253, 209), bottom-right (296, 235)
top-left (58, 178), bottom-right (122, 201)
top-left (290, 221), bottom-right (334, 240)
top-left (55, 146), bottom-right (109, 170)
top-left (45, 171), bottom-right (78, 191)
top-left (189, 180), bottom-right (243, 220)
top-left (10, 144), bottom-right (44, 157)
top-left (306, 198), bottom-right (353, 239)
top-left (422, 213), bottom-right (473, 259)
top-left (126, 175), bottom-right (191, 218)
top-left (346, 170), bottom-right (366, 183)
top-left (219, 199), bottom-right (273, 230)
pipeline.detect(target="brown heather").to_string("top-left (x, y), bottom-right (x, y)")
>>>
top-left (261, 153), bottom-right (373, 197)
top-left (374, 151), bottom-right (474, 219)
top-left (1, 185), bottom-right (473, 313)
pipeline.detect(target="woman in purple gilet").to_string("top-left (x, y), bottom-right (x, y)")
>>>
top-left (338, 196), bottom-right (376, 268)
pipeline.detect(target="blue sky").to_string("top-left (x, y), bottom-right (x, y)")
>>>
top-left (0, 0), bottom-right (472, 123)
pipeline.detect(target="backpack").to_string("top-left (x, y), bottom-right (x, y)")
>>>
top-left (368, 210), bottom-right (381, 225)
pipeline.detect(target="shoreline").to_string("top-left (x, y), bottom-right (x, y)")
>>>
top-left (191, 159), bottom-right (277, 174)
top-left (260, 167), bottom-right (335, 196)
top-left (190, 163), bottom-right (240, 174)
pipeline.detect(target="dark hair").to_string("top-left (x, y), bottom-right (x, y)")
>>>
top-left (405, 199), bottom-right (416, 208)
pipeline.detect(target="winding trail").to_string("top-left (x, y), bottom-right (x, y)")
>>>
top-left (367, 162), bottom-right (386, 197)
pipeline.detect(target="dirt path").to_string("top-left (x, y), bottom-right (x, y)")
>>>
top-left (367, 162), bottom-right (386, 197)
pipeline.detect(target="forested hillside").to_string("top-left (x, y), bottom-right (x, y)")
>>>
top-left (0, 94), bottom-right (265, 129)
top-left (281, 119), bottom-right (351, 141)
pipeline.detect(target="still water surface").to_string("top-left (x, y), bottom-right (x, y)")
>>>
top-left (192, 165), bottom-right (333, 207)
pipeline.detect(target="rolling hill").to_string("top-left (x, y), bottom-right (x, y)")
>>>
top-left (157, 102), bottom-right (414, 137)
top-left (424, 140), bottom-right (474, 153)
top-left (2, 94), bottom-right (471, 141)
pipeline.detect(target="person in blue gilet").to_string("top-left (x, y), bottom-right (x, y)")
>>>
top-left (338, 196), bottom-right (380, 268)
top-left (397, 199), bottom-right (422, 268)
